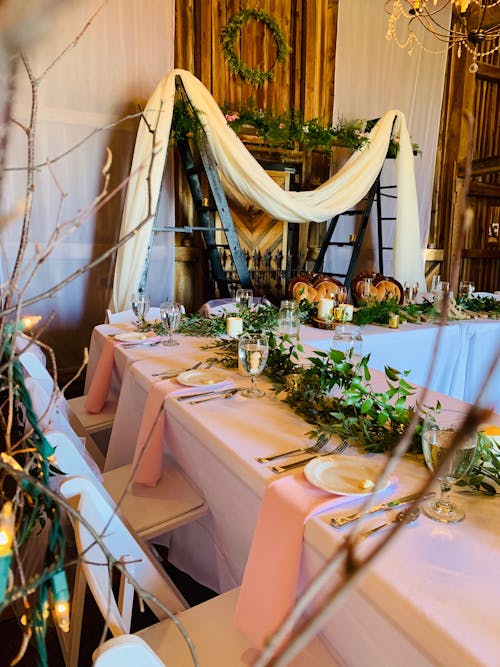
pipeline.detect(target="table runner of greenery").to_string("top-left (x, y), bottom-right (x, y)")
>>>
top-left (139, 304), bottom-right (499, 494)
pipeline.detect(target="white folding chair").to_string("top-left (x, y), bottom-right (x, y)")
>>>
top-left (47, 427), bottom-right (206, 667)
top-left (60, 476), bottom-right (338, 667)
top-left (93, 636), bottom-right (165, 667)
top-left (105, 307), bottom-right (161, 323)
top-left (19, 349), bottom-right (115, 466)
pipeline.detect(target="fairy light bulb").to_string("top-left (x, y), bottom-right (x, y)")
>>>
top-left (0, 501), bottom-right (15, 556)
top-left (0, 501), bottom-right (15, 604)
top-left (21, 315), bottom-right (42, 331)
top-left (51, 569), bottom-right (70, 633)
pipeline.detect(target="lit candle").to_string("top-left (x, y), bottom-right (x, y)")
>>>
top-left (0, 501), bottom-right (14, 605)
top-left (226, 316), bottom-right (243, 337)
top-left (317, 298), bottom-right (333, 319)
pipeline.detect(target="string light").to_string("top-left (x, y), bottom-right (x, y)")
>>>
top-left (51, 569), bottom-right (70, 633)
top-left (384, 0), bottom-right (500, 72)
top-left (0, 501), bottom-right (15, 604)
top-left (4, 315), bottom-right (42, 334)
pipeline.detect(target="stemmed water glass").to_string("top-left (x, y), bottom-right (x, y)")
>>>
top-left (235, 289), bottom-right (253, 309)
top-left (160, 302), bottom-right (182, 346)
top-left (238, 333), bottom-right (269, 398)
top-left (131, 292), bottom-right (150, 321)
top-left (421, 408), bottom-right (478, 523)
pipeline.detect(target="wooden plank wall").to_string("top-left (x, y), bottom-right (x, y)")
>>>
top-left (173, 0), bottom-right (338, 307)
top-left (431, 39), bottom-right (500, 293)
top-left (175, 0), bottom-right (337, 126)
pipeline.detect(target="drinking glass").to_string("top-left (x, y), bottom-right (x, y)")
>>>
top-left (412, 282), bottom-right (419, 302)
top-left (131, 292), bottom-right (150, 321)
top-left (160, 302), bottom-right (182, 346)
top-left (361, 278), bottom-right (372, 301)
top-left (235, 289), bottom-right (253, 309)
top-left (336, 286), bottom-right (347, 305)
top-left (421, 408), bottom-right (478, 523)
top-left (430, 275), bottom-right (441, 293)
top-left (459, 281), bottom-right (475, 299)
top-left (332, 324), bottom-right (363, 363)
top-left (238, 333), bottom-right (269, 398)
top-left (277, 300), bottom-right (300, 337)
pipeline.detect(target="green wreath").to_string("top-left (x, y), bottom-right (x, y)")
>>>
top-left (220, 9), bottom-right (290, 86)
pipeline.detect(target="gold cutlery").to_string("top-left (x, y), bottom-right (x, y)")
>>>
top-left (330, 491), bottom-right (434, 528)
top-left (189, 388), bottom-right (239, 404)
top-left (356, 506), bottom-right (421, 541)
top-left (256, 438), bottom-right (328, 463)
top-left (271, 440), bottom-right (349, 474)
top-left (152, 361), bottom-right (202, 377)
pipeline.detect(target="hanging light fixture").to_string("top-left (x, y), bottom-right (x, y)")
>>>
top-left (384, 1), bottom-right (500, 72)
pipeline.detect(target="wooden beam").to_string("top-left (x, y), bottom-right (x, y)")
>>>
top-left (463, 249), bottom-right (500, 259)
top-left (467, 181), bottom-right (500, 199)
top-left (458, 155), bottom-right (500, 177)
top-left (476, 62), bottom-right (500, 84)
top-left (425, 249), bottom-right (444, 261)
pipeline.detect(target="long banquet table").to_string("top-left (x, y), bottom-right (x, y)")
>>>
top-left (86, 323), bottom-right (500, 666)
top-left (301, 318), bottom-right (500, 412)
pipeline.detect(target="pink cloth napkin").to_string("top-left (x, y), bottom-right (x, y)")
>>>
top-left (84, 338), bottom-right (115, 414)
top-left (131, 379), bottom-right (180, 486)
top-left (131, 378), bottom-right (233, 486)
top-left (233, 472), bottom-right (344, 650)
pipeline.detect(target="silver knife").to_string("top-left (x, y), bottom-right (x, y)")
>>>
top-left (330, 491), bottom-right (435, 528)
top-left (271, 451), bottom-right (332, 474)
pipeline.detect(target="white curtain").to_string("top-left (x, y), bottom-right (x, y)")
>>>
top-left (327, 0), bottom-right (451, 283)
top-left (0, 0), bottom-right (175, 371)
top-left (111, 70), bottom-right (424, 311)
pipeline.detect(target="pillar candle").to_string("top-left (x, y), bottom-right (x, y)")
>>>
top-left (317, 299), bottom-right (333, 319)
top-left (226, 316), bottom-right (243, 337)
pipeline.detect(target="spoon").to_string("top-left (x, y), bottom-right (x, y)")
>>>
top-left (357, 506), bottom-right (421, 541)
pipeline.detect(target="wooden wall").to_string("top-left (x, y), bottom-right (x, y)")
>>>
top-left (430, 24), bottom-right (500, 293)
top-left (173, 0), bottom-right (338, 308)
top-left (175, 0), bottom-right (337, 125)
top-left (174, 1), bottom-right (500, 302)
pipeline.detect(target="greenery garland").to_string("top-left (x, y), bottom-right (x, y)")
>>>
top-left (220, 9), bottom-right (290, 86)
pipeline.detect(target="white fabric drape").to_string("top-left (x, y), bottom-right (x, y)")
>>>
top-left (1, 0), bottom-right (175, 371)
top-left (329, 0), bottom-right (451, 281)
top-left (111, 69), bottom-right (425, 310)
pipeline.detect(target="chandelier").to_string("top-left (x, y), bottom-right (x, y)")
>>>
top-left (384, 1), bottom-right (500, 72)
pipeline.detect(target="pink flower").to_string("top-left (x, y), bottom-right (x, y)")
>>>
top-left (225, 112), bottom-right (240, 122)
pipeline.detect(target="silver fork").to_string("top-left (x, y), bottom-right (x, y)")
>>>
top-left (271, 439), bottom-right (349, 474)
top-left (256, 438), bottom-right (328, 463)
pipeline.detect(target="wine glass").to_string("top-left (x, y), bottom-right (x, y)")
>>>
top-left (421, 408), bottom-right (478, 523)
top-left (160, 302), bottom-right (182, 346)
top-left (131, 292), bottom-right (150, 321)
top-left (238, 333), bottom-right (269, 398)
top-left (235, 289), bottom-right (253, 309)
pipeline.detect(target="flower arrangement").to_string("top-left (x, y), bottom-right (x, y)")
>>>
top-left (222, 102), bottom-right (370, 153)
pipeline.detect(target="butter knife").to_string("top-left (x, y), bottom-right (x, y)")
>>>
top-left (177, 388), bottom-right (232, 402)
top-left (271, 451), bottom-right (332, 474)
top-left (330, 491), bottom-right (434, 528)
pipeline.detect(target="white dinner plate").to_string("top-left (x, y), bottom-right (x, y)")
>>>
top-left (176, 369), bottom-right (228, 387)
top-left (304, 455), bottom-right (391, 496)
top-left (114, 331), bottom-right (157, 342)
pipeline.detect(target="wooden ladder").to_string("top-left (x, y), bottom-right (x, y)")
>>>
top-left (312, 168), bottom-right (396, 287)
top-left (139, 76), bottom-right (252, 298)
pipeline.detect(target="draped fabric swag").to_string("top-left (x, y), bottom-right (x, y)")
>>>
top-left (111, 69), bottom-right (425, 312)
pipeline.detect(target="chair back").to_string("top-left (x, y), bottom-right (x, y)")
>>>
top-left (18, 349), bottom-right (55, 395)
top-left (59, 475), bottom-right (186, 634)
top-left (105, 307), bottom-right (161, 323)
top-left (93, 635), bottom-right (165, 667)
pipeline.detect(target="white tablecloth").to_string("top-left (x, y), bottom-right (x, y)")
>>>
top-left (85, 325), bottom-right (500, 666)
top-left (300, 319), bottom-right (500, 412)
